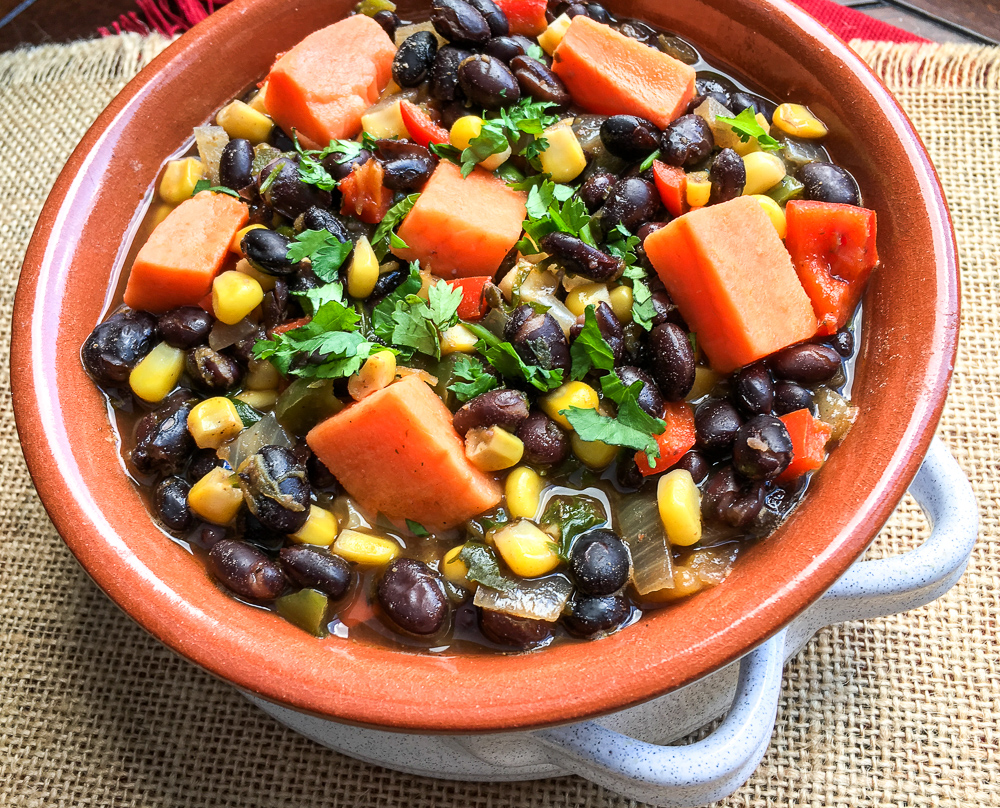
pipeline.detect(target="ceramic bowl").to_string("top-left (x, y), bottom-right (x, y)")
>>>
top-left (11, 0), bottom-right (957, 734)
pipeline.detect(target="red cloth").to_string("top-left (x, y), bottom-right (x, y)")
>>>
top-left (792, 0), bottom-right (929, 43)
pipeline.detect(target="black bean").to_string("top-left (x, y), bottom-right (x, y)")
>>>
top-left (730, 91), bottom-right (777, 123)
top-left (695, 73), bottom-right (737, 107)
top-left (510, 55), bottom-right (571, 108)
top-left (479, 608), bottom-right (552, 647)
top-left (770, 343), bottom-right (842, 383)
top-left (484, 35), bottom-right (525, 63)
top-left (157, 307), bottom-right (212, 350)
top-left (192, 524), bottom-right (227, 551)
top-left (453, 388), bottom-right (529, 436)
top-left (616, 19), bottom-right (658, 46)
top-left (208, 539), bottom-right (286, 601)
top-left (827, 328), bottom-right (855, 358)
top-left (321, 148), bottom-right (372, 182)
top-left (733, 414), bottom-right (793, 481)
top-left (267, 126), bottom-right (296, 152)
top-left (615, 366), bottom-right (664, 417)
top-left (600, 177), bottom-right (661, 234)
top-left (616, 453), bottom-right (644, 491)
top-left (565, 2), bottom-right (588, 16)
top-left (432, 0), bottom-right (491, 45)
top-left (280, 546), bottom-right (352, 600)
top-left (797, 162), bottom-right (861, 206)
top-left (733, 364), bottom-right (773, 416)
top-left (154, 476), bottom-right (193, 531)
top-left (540, 231), bottom-right (623, 282)
top-left (517, 410), bottom-right (570, 465)
top-left (239, 445), bottom-right (311, 534)
top-left (457, 54), bottom-right (520, 110)
top-left (695, 399), bottom-right (743, 454)
top-left (382, 157), bottom-right (436, 191)
top-left (709, 148), bottom-right (746, 204)
top-left (430, 45), bottom-right (473, 101)
top-left (371, 268), bottom-right (407, 299)
top-left (393, 31), bottom-right (439, 87)
top-left (261, 157), bottom-right (329, 219)
top-left (637, 221), bottom-right (668, 242)
top-left (289, 264), bottom-right (324, 294)
top-left (241, 228), bottom-right (296, 275)
top-left (238, 510), bottom-right (286, 553)
top-left (649, 323), bottom-right (695, 401)
top-left (599, 115), bottom-right (661, 161)
top-left (579, 171), bottom-right (615, 212)
top-left (564, 594), bottom-right (630, 638)
top-left (649, 289), bottom-right (683, 327)
top-left (570, 528), bottom-right (630, 596)
top-left (672, 450), bottom-right (710, 483)
top-left (466, 0), bottom-right (509, 36)
top-left (261, 281), bottom-right (291, 332)
top-left (186, 346), bottom-right (243, 393)
top-left (773, 380), bottom-right (815, 416)
top-left (188, 448), bottom-right (223, 482)
top-left (505, 306), bottom-right (571, 373)
top-left (131, 393), bottom-right (197, 475)
top-left (373, 9), bottom-right (399, 38)
top-left (228, 326), bottom-right (264, 365)
top-left (300, 206), bottom-right (351, 242)
top-left (307, 452), bottom-right (341, 493)
top-left (660, 114), bottom-right (714, 167)
top-left (592, 301), bottom-right (625, 364)
top-left (378, 558), bottom-right (448, 635)
top-left (81, 308), bottom-right (158, 385)
top-left (219, 138), bottom-right (254, 191)
top-left (702, 466), bottom-right (765, 528)
top-left (585, 2), bottom-right (610, 22)
top-left (246, 195), bottom-right (274, 227)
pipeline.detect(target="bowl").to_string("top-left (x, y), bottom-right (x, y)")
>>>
top-left (11, 0), bottom-right (958, 734)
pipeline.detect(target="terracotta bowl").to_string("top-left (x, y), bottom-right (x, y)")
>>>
top-left (11, 0), bottom-right (957, 733)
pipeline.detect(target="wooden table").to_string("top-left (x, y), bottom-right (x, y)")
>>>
top-left (0, 0), bottom-right (997, 51)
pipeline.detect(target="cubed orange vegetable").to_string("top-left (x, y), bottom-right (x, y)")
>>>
top-left (776, 408), bottom-right (833, 482)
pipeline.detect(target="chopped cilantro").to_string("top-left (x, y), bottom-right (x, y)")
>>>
top-left (227, 397), bottom-right (263, 427)
top-left (526, 42), bottom-right (546, 61)
top-left (621, 263), bottom-right (657, 331)
top-left (460, 119), bottom-right (509, 177)
top-left (516, 179), bottom-right (595, 254)
top-left (639, 149), bottom-right (662, 172)
top-left (562, 384), bottom-right (665, 464)
top-left (192, 179), bottom-right (240, 198)
top-left (406, 519), bottom-right (430, 537)
top-left (296, 281), bottom-right (345, 316)
top-left (371, 193), bottom-right (420, 260)
top-left (540, 495), bottom-right (608, 559)
top-left (459, 543), bottom-right (515, 591)
top-left (429, 142), bottom-right (461, 162)
top-left (448, 354), bottom-right (499, 402)
top-left (605, 223), bottom-right (640, 267)
top-left (462, 322), bottom-right (564, 392)
top-left (286, 229), bottom-right (354, 283)
top-left (370, 264), bottom-right (461, 360)
top-left (570, 305), bottom-right (616, 380)
top-left (715, 107), bottom-right (783, 152)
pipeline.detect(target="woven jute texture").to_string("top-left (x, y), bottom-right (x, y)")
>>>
top-left (1, 35), bottom-right (998, 808)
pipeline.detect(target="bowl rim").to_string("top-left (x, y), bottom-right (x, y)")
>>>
top-left (11, 0), bottom-right (959, 733)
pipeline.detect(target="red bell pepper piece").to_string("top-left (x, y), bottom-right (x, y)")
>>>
top-left (448, 276), bottom-right (493, 320)
top-left (340, 158), bottom-right (392, 224)
top-left (399, 100), bottom-right (451, 148)
top-left (271, 316), bottom-right (312, 337)
top-left (635, 400), bottom-right (696, 476)
top-left (492, 0), bottom-right (548, 36)
top-left (785, 200), bottom-right (878, 335)
top-left (776, 407), bottom-right (833, 483)
top-left (652, 161), bottom-right (688, 218)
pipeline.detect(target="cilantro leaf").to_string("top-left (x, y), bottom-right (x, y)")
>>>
top-left (606, 223), bottom-right (640, 267)
top-left (296, 281), bottom-right (345, 316)
top-left (227, 397), bottom-right (263, 427)
top-left (371, 193), bottom-right (420, 260)
top-left (370, 268), bottom-right (459, 360)
top-left (448, 355), bottom-right (499, 402)
top-left (459, 543), bottom-right (515, 591)
top-left (539, 495), bottom-right (608, 560)
top-left (192, 179), bottom-right (241, 198)
top-left (296, 152), bottom-right (337, 191)
top-left (517, 179), bottom-right (595, 254)
top-left (526, 42), bottom-right (546, 61)
top-left (430, 142), bottom-right (461, 163)
top-left (426, 279), bottom-right (463, 331)
top-left (561, 386), bottom-right (665, 463)
top-left (460, 119), bottom-right (509, 177)
top-left (570, 305), bottom-right (616, 380)
top-left (477, 339), bottom-right (564, 391)
top-left (715, 107), bottom-right (783, 153)
top-left (406, 519), bottom-right (430, 537)
top-left (286, 229), bottom-right (354, 282)
top-left (372, 263), bottom-right (423, 345)
top-left (621, 263), bottom-right (657, 331)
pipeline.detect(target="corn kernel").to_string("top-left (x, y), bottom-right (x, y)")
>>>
top-left (686, 170), bottom-right (711, 208)
top-left (465, 426), bottom-right (524, 471)
top-left (505, 466), bottom-right (544, 519)
top-left (565, 283), bottom-right (611, 317)
top-left (188, 466), bottom-right (244, 524)
top-left (571, 433), bottom-right (618, 470)
top-left (129, 342), bottom-right (185, 403)
top-left (657, 469), bottom-right (702, 546)
top-left (442, 544), bottom-right (470, 588)
top-left (440, 323), bottom-right (479, 355)
top-left (608, 285), bottom-right (634, 323)
top-left (540, 381), bottom-right (599, 431)
top-left (772, 103), bottom-right (828, 140)
top-left (687, 366), bottom-right (720, 401)
top-left (187, 397), bottom-right (244, 449)
top-left (216, 100), bottom-right (273, 144)
top-left (247, 88), bottom-right (269, 115)
top-left (749, 194), bottom-right (787, 239)
top-left (729, 113), bottom-right (773, 157)
top-left (362, 100), bottom-right (409, 139)
top-left (332, 529), bottom-right (400, 566)
top-left (234, 257), bottom-right (276, 292)
top-left (348, 351), bottom-right (397, 401)
top-left (741, 151), bottom-right (786, 196)
top-left (539, 13), bottom-right (572, 54)
top-left (234, 389), bottom-right (279, 410)
top-left (213, 270), bottom-right (264, 325)
top-left (347, 236), bottom-right (379, 299)
top-left (231, 223), bottom-right (267, 254)
top-left (245, 358), bottom-right (281, 390)
top-left (159, 157), bottom-right (203, 204)
top-left (493, 519), bottom-right (561, 578)
top-left (290, 505), bottom-right (339, 547)
top-left (449, 115), bottom-right (484, 151)
top-left (538, 123), bottom-right (587, 183)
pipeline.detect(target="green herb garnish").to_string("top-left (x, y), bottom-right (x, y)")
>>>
top-left (562, 382), bottom-right (665, 464)
top-left (639, 149), bottom-right (661, 172)
top-left (227, 397), bottom-right (263, 427)
top-left (539, 495), bottom-right (607, 559)
top-left (370, 263), bottom-right (461, 360)
top-left (371, 193), bottom-right (420, 260)
top-left (461, 321), bottom-right (564, 392)
top-left (286, 229), bottom-right (354, 283)
top-left (192, 179), bottom-right (240, 198)
top-left (715, 107), bottom-right (783, 152)
top-left (570, 305), bottom-right (616, 380)
top-left (406, 519), bottom-right (430, 537)
top-left (459, 543), bottom-right (515, 591)
top-left (448, 354), bottom-right (500, 402)
top-left (516, 179), bottom-right (595, 255)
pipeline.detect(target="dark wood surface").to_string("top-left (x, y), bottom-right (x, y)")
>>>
top-left (0, 0), bottom-right (997, 52)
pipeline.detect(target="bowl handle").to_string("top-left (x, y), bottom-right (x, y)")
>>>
top-left (528, 438), bottom-right (978, 807)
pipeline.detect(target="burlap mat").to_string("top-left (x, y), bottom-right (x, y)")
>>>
top-left (1, 34), bottom-right (997, 808)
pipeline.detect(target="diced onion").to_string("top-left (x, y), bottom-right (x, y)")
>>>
top-left (209, 317), bottom-right (258, 351)
top-left (193, 125), bottom-right (229, 185)
top-left (619, 489), bottom-right (675, 594)
top-left (218, 412), bottom-right (292, 471)
top-left (474, 574), bottom-right (573, 622)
